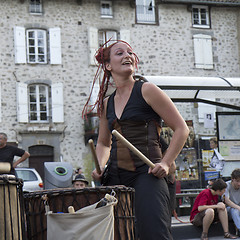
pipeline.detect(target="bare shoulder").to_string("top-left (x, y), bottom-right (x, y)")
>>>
top-left (142, 82), bottom-right (168, 103)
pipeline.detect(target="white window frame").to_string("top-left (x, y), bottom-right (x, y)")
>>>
top-left (100, 1), bottom-right (113, 18)
top-left (193, 34), bottom-right (213, 69)
top-left (28, 84), bottom-right (49, 123)
top-left (99, 30), bottom-right (118, 47)
top-left (88, 27), bottom-right (130, 66)
top-left (14, 26), bottom-right (61, 65)
top-left (192, 5), bottom-right (210, 29)
top-left (29, 0), bottom-right (43, 15)
top-left (136, 0), bottom-right (156, 24)
top-left (26, 29), bottom-right (47, 64)
top-left (16, 82), bottom-right (64, 123)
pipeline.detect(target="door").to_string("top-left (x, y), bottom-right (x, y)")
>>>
top-left (29, 145), bottom-right (54, 180)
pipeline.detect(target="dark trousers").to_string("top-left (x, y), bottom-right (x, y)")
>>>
top-left (105, 164), bottom-right (173, 240)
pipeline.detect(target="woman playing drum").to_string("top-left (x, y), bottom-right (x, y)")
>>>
top-left (83, 40), bottom-right (189, 240)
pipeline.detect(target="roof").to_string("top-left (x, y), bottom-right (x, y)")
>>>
top-left (158, 0), bottom-right (240, 6)
top-left (137, 76), bottom-right (240, 110)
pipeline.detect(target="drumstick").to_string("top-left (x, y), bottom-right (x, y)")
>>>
top-left (88, 139), bottom-right (101, 174)
top-left (112, 130), bottom-right (155, 169)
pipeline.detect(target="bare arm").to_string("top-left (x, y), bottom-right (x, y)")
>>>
top-left (198, 202), bottom-right (226, 212)
top-left (91, 98), bottom-right (112, 181)
top-left (142, 82), bottom-right (189, 178)
top-left (13, 151), bottom-right (30, 168)
top-left (225, 197), bottom-right (240, 211)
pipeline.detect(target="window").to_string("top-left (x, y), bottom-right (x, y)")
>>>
top-left (29, 84), bottom-right (49, 122)
top-left (16, 82), bottom-right (64, 123)
top-left (27, 29), bottom-right (47, 64)
top-left (136, 0), bottom-right (156, 24)
top-left (192, 5), bottom-right (210, 28)
top-left (193, 34), bottom-right (213, 69)
top-left (29, 0), bottom-right (43, 14)
top-left (100, 1), bottom-right (113, 18)
top-left (14, 26), bottom-right (62, 65)
top-left (99, 30), bottom-right (117, 47)
top-left (88, 27), bottom-right (130, 65)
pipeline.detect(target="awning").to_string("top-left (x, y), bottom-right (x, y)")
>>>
top-left (136, 76), bottom-right (240, 110)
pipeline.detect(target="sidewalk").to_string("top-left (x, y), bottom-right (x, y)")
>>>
top-left (171, 216), bottom-right (239, 240)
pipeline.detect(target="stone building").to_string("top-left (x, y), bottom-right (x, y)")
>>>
top-left (0, 0), bottom-right (239, 180)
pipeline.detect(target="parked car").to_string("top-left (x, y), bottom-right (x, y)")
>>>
top-left (15, 168), bottom-right (43, 192)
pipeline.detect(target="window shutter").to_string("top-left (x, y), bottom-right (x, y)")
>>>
top-left (193, 34), bottom-right (213, 69)
top-left (90, 83), bottom-right (100, 112)
top-left (120, 30), bottom-right (130, 44)
top-left (203, 37), bottom-right (213, 69)
top-left (49, 28), bottom-right (62, 64)
top-left (51, 83), bottom-right (64, 123)
top-left (193, 35), bottom-right (204, 68)
top-left (14, 26), bottom-right (26, 64)
top-left (88, 27), bottom-right (98, 66)
top-left (16, 82), bottom-right (28, 123)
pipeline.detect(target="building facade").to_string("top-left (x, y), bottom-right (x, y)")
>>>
top-left (0, 0), bottom-right (239, 180)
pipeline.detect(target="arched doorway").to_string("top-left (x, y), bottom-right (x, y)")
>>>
top-left (29, 145), bottom-right (54, 180)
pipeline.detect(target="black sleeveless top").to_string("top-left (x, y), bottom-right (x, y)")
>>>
top-left (106, 80), bottom-right (163, 171)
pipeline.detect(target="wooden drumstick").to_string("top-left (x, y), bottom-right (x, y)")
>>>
top-left (112, 130), bottom-right (155, 169)
top-left (88, 139), bottom-right (101, 174)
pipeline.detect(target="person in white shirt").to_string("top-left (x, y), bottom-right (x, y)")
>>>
top-left (224, 168), bottom-right (240, 235)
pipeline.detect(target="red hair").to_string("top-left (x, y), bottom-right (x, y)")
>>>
top-left (82, 39), bottom-right (139, 118)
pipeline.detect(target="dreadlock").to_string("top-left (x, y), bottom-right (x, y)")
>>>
top-left (82, 39), bottom-right (139, 119)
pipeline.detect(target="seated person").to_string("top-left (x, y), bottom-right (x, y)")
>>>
top-left (190, 178), bottom-right (237, 240)
top-left (72, 174), bottom-right (88, 189)
top-left (224, 168), bottom-right (240, 235)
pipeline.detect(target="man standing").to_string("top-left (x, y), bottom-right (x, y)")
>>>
top-left (190, 179), bottom-right (237, 240)
top-left (0, 132), bottom-right (30, 175)
top-left (224, 168), bottom-right (240, 235)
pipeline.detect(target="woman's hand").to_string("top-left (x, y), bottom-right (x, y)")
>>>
top-left (148, 162), bottom-right (170, 179)
top-left (91, 168), bottom-right (104, 182)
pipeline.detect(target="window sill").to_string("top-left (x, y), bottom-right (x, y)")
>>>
top-left (136, 21), bottom-right (158, 25)
top-left (192, 24), bottom-right (210, 29)
top-left (100, 15), bottom-right (113, 19)
top-left (29, 12), bottom-right (43, 16)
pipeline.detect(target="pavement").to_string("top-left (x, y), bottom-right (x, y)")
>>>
top-left (171, 216), bottom-right (239, 240)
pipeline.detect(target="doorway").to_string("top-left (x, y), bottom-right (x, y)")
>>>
top-left (29, 145), bottom-right (54, 180)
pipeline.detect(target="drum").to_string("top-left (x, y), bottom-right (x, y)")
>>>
top-left (0, 175), bottom-right (25, 240)
top-left (23, 186), bottom-right (135, 240)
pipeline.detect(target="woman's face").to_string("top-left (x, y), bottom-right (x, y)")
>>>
top-left (106, 42), bottom-right (136, 76)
